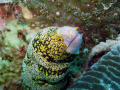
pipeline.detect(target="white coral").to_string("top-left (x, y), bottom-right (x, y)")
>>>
top-left (88, 34), bottom-right (120, 61)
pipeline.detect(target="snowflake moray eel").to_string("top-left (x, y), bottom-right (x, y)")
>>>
top-left (21, 26), bottom-right (82, 90)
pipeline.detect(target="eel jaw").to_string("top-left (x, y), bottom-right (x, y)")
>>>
top-left (66, 33), bottom-right (82, 54)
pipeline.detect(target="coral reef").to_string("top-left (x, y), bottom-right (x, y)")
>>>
top-left (86, 34), bottom-right (120, 70)
top-left (68, 45), bottom-right (120, 90)
top-left (0, 57), bottom-right (22, 90)
top-left (0, 19), bottom-right (41, 89)
top-left (0, 21), bottom-right (26, 90)
top-left (0, 0), bottom-right (120, 89)
top-left (15, 0), bottom-right (120, 49)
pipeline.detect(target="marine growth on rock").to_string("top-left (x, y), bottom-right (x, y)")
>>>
top-left (14, 0), bottom-right (120, 49)
top-left (0, 0), bottom-right (120, 89)
top-left (68, 45), bottom-right (120, 90)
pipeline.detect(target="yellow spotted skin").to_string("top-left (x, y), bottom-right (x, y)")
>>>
top-left (21, 27), bottom-right (77, 90)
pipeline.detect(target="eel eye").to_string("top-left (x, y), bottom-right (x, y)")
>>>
top-left (58, 38), bottom-right (63, 42)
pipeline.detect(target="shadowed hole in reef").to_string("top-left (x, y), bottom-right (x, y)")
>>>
top-left (87, 51), bottom-right (109, 71)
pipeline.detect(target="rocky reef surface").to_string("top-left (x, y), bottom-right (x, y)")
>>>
top-left (68, 45), bottom-right (120, 90)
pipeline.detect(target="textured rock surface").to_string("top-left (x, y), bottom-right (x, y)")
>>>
top-left (13, 0), bottom-right (120, 49)
top-left (68, 45), bottom-right (120, 90)
top-left (86, 34), bottom-right (120, 70)
top-left (0, 0), bottom-right (120, 89)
